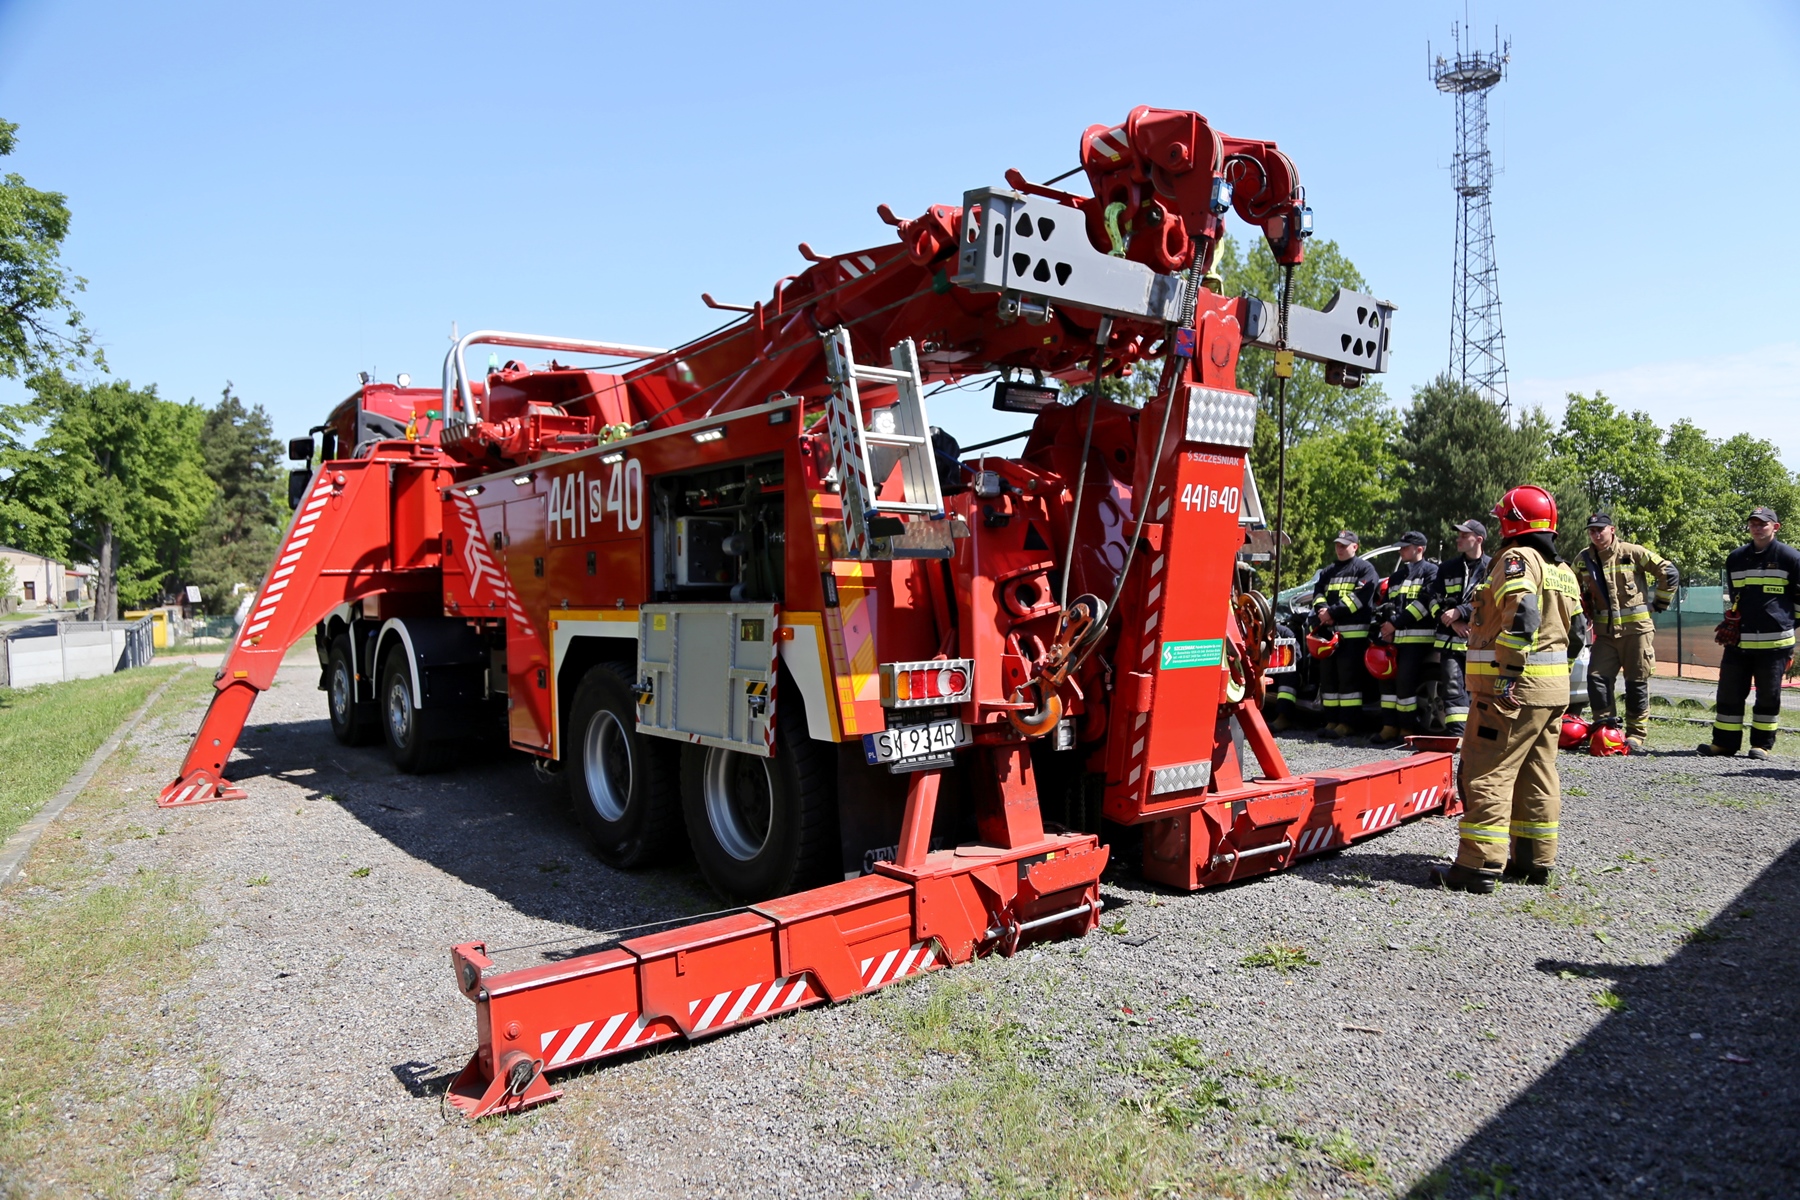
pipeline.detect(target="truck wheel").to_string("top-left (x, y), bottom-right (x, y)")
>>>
top-left (681, 692), bottom-right (835, 904)
top-left (380, 653), bottom-right (452, 773)
top-left (326, 636), bottom-right (378, 746)
top-left (567, 662), bottom-right (681, 867)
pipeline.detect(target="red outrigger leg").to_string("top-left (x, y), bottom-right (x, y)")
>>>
top-left (446, 748), bottom-right (1109, 1119)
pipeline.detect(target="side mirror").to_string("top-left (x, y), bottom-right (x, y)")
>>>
top-left (288, 468), bottom-right (312, 509)
top-left (288, 435), bottom-right (316, 462)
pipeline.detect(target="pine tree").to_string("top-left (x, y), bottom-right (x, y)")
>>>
top-left (184, 384), bottom-right (284, 615)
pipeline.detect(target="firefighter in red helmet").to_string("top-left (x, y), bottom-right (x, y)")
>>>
top-left (1430, 486), bottom-right (1581, 893)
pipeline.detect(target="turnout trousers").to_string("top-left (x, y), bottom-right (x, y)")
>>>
top-left (1590, 629), bottom-right (1656, 738)
top-left (1712, 646), bottom-right (1792, 753)
top-left (1379, 642), bottom-right (1434, 731)
top-left (1320, 641), bottom-right (1370, 725)
top-left (1440, 648), bottom-right (1470, 732)
top-left (1456, 701), bottom-right (1562, 873)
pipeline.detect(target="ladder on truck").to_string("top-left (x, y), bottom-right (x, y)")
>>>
top-left (821, 328), bottom-right (946, 559)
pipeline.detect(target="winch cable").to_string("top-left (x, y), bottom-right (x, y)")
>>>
top-left (1272, 261), bottom-right (1295, 597)
top-left (1058, 316), bottom-right (1113, 612)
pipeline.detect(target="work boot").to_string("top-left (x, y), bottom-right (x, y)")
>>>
top-left (1625, 736), bottom-right (1646, 754)
top-left (1317, 723), bottom-right (1344, 740)
top-left (1696, 743), bottom-right (1734, 757)
top-left (1270, 712), bottom-right (1293, 732)
top-left (1427, 864), bottom-right (1497, 895)
top-left (1749, 747), bottom-right (1772, 761)
top-left (1369, 724), bottom-right (1402, 746)
top-left (1501, 861), bottom-right (1554, 885)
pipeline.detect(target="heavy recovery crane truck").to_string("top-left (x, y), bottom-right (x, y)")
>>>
top-left (161, 106), bottom-right (1455, 1117)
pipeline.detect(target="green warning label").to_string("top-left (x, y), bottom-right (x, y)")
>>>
top-left (1159, 638), bottom-right (1224, 670)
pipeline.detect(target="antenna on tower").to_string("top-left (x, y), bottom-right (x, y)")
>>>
top-left (1431, 21), bottom-right (1511, 409)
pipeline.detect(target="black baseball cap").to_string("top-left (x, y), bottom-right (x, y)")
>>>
top-left (1749, 506), bottom-right (1779, 524)
top-left (1399, 530), bottom-right (1428, 547)
top-left (1334, 529), bottom-right (1360, 545)
top-left (1454, 519), bottom-right (1487, 538)
top-left (1586, 513), bottom-right (1614, 529)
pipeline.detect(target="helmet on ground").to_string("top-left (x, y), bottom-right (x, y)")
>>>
top-left (1558, 714), bottom-right (1591, 750)
top-left (1306, 629), bottom-right (1340, 659)
top-left (1492, 485), bottom-right (1559, 539)
top-left (1363, 642), bottom-right (1397, 680)
top-left (1589, 718), bottom-right (1628, 757)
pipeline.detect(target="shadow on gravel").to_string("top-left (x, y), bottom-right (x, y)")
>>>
top-left (228, 717), bottom-right (719, 956)
top-left (1414, 838), bottom-right (1800, 1199)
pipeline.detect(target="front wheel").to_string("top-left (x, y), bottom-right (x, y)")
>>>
top-left (566, 662), bottom-right (681, 867)
top-left (380, 652), bottom-right (453, 773)
top-left (681, 690), bottom-right (836, 904)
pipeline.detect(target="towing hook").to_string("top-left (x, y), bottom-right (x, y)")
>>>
top-left (1006, 680), bottom-right (1063, 739)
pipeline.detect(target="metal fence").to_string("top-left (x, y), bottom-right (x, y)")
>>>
top-left (0, 616), bottom-right (156, 689)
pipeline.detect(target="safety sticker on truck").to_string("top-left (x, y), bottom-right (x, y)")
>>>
top-left (1159, 639), bottom-right (1224, 670)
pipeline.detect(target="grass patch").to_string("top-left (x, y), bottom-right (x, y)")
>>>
top-left (871, 979), bottom-right (1292, 1199)
top-left (1239, 943), bottom-right (1319, 973)
top-left (1515, 891), bottom-right (1607, 928)
top-left (0, 867), bottom-right (218, 1192)
top-left (1320, 1129), bottom-right (1388, 1187)
top-left (1592, 988), bottom-right (1624, 1011)
top-left (0, 665), bottom-right (183, 844)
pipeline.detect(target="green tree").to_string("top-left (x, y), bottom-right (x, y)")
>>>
top-left (0, 119), bottom-right (98, 378)
top-left (0, 373), bottom-right (211, 618)
top-left (1279, 412), bottom-right (1401, 576)
top-left (1393, 375), bottom-right (1560, 553)
top-left (184, 384), bottom-right (286, 614)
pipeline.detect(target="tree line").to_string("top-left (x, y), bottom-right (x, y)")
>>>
top-left (0, 119), bottom-right (284, 619)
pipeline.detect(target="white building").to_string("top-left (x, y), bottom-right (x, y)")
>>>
top-left (0, 545), bottom-right (87, 610)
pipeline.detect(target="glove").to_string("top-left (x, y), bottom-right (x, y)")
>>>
top-left (1715, 611), bottom-right (1741, 647)
top-left (1652, 599), bottom-right (1670, 613)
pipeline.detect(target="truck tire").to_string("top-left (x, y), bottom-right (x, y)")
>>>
top-left (380, 652), bottom-right (453, 773)
top-left (680, 690), bottom-right (836, 904)
top-left (567, 662), bottom-right (681, 867)
top-left (326, 635), bottom-right (379, 746)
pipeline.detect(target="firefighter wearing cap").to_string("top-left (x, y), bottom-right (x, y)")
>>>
top-left (1429, 520), bottom-right (1491, 734)
top-left (1698, 506), bottom-right (1800, 760)
top-left (1430, 485), bottom-right (1581, 893)
top-left (1575, 513), bottom-right (1679, 752)
top-left (1375, 531), bottom-right (1438, 744)
top-left (1310, 530), bottom-right (1380, 737)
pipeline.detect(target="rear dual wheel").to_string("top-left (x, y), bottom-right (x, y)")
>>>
top-left (567, 662), bottom-right (682, 868)
top-left (326, 636), bottom-right (379, 746)
top-left (380, 653), bottom-right (454, 773)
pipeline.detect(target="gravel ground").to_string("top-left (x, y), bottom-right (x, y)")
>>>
top-left (7, 662), bottom-right (1798, 1199)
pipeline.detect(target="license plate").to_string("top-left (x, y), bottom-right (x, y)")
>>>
top-left (863, 719), bottom-right (970, 766)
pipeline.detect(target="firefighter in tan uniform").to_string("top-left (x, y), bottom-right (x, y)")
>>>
top-left (1429, 486), bottom-right (1581, 894)
top-left (1576, 513), bottom-right (1678, 752)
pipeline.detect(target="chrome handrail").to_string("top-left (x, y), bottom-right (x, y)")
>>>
top-left (441, 330), bottom-right (669, 423)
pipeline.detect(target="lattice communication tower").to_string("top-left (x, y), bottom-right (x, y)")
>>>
top-left (1432, 23), bottom-right (1510, 407)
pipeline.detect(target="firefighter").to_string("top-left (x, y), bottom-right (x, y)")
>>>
top-left (1575, 513), bottom-right (1678, 752)
top-left (1698, 506), bottom-right (1800, 760)
top-left (1429, 519), bottom-right (1490, 735)
top-left (1311, 530), bottom-right (1379, 738)
top-left (1374, 531), bottom-right (1438, 744)
top-left (1429, 486), bottom-right (1581, 893)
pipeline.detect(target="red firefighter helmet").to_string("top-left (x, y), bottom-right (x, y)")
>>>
top-left (1363, 642), bottom-right (1397, 680)
top-left (1589, 718), bottom-right (1628, 757)
top-left (1558, 714), bottom-right (1591, 750)
top-left (1306, 629), bottom-right (1340, 659)
top-left (1492, 485), bottom-right (1559, 539)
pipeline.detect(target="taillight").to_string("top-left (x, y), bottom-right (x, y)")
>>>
top-left (1265, 638), bottom-right (1298, 674)
top-left (879, 659), bottom-right (974, 708)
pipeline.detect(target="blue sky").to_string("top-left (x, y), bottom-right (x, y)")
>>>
top-left (2, 0), bottom-right (1797, 462)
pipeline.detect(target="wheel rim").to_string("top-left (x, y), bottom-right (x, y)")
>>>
top-left (702, 747), bottom-right (773, 862)
top-left (386, 676), bottom-right (412, 744)
top-left (330, 661), bottom-right (351, 724)
top-left (581, 710), bottom-right (634, 823)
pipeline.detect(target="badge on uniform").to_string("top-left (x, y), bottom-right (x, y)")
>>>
top-left (1505, 557), bottom-right (1526, 577)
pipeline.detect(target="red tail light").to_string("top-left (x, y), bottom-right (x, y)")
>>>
top-left (880, 659), bottom-right (974, 709)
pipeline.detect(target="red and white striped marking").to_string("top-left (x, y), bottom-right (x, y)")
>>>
top-left (1405, 784), bottom-right (1442, 814)
top-left (1124, 493), bottom-right (1173, 791)
top-left (448, 491), bottom-right (535, 639)
top-left (860, 940), bottom-right (940, 989)
top-left (686, 973), bottom-right (819, 1034)
top-left (162, 779), bottom-right (212, 807)
top-left (1294, 824), bottom-right (1337, 856)
top-left (1358, 803), bottom-right (1399, 832)
top-left (838, 253), bottom-right (879, 279)
top-left (536, 1008), bottom-right (679, 1068)
top-left (1090, 125), bottom-right (1130, 163)
top-left (239, 474), bottom-right (334, 648)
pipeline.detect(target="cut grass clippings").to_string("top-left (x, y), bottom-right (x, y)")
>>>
top-left (0, 665), bottom-right (184, 845)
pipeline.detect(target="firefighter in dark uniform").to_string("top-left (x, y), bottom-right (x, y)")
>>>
top-left (1429, 519), bottom-right (1490, 735)
top-left (1375, 531), bottom-right (1438, 744)
top-left (1576, 513), bottom-right (1678, 752)
top-left (1430, 486), bottom-right (1581, 893)
top-left (1311, 530), bottom-right (1380, 738)
top-left (1698, 506), bottom-right (1800, 760)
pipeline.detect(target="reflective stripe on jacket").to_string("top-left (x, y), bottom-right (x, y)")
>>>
top-left (1467, 545), bottom-right (1581, 706)
top-left (1725, 539), bottom-right (1800, 651)
top-left (1577, 539), bottom-right (1678, 635)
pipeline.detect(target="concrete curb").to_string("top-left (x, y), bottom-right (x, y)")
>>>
top-left (0, 666), bottom-right (190, 888)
